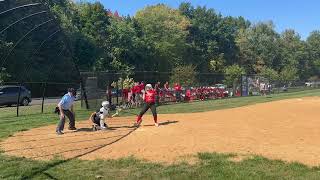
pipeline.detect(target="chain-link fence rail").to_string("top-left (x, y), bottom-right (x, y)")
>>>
top-left (241, 75), bottom-right (320, 96)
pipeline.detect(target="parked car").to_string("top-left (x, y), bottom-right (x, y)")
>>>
top-left (305, 81), bottom-right (320, 87)
top-left (0, 85), bottom-right (32, 106)
top-left (215, 84), bottom-right (226, 89)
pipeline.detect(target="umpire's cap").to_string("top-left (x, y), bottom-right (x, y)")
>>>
top-left (68, 88), bottom-right (77, 97)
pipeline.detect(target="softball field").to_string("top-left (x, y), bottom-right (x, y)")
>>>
top-left (1, 97), bottom-right (320, 166)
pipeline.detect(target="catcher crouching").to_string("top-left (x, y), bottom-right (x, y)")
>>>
top-left (89, 101), bottom-right (112, 131)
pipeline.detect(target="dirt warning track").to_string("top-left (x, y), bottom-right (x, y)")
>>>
top-left (1, 97), bottom-right (320, 166)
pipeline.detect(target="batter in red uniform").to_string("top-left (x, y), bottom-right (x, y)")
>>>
top-left (135, 84), bottom-right (158, 127)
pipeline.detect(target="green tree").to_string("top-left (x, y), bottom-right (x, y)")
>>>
top-left (0, 39), bottom-right (11, 58)
top-left (279, 29), bottom-right (309, 80)
top-left (1, 0), bottom-right (319, 85)
top-left (170, 65), bottom-right (198, 86)
top-left (0, 0), bottom-right (79, 82)
top-left (0, 68), bottom-right (11, 84)
top-left (259, 67), bottom-right (279, 82)
top-left (306, 31), bottom-right (320, 78)
top-left (135, 4), bottom-right (190, 71)
top-left (106, 17), bottom-right (140, 73)
top-left (112, 76), bottom-right (135, 90)
top-left (236, 22), bottom-right (281, 74)
top-left (179, 3), bottom-right (250, 73)
top-left (224, 65), bottom-right (245, 91)
top-left (279, 66), bottom-right (298, 86)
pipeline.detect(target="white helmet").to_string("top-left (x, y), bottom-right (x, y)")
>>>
top-left (145, 84), bottom-right (152, 90)
top-left (102, 101), bottom-right (109, 107)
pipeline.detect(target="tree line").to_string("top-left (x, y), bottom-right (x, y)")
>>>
top-left (1, 0), bottom-right (320, 85)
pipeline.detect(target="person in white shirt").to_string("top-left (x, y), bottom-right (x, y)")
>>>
top-left (89, 101), bottom-right (111, 131)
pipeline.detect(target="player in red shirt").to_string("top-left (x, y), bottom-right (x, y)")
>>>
top-left (131, 82), bottom-right (140, 107)
top-left (139, 81), bottom-right (145, 92)
top-left (136, 82), bottom-right (144, 107)
top-left (185, 88), bottom-right (191, 102)
top-left (174, 83), bottom-right (182, 102)
top-left (135, 84), bottom-right (158, 127)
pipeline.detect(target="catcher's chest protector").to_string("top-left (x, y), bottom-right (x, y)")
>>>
top-left (98, 107), bottom-right (109, 119)
top-left (92, 113), bottom-right (100, 125)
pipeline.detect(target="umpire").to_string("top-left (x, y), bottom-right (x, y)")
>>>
top-left (56, 88), bottom-right (77, 135)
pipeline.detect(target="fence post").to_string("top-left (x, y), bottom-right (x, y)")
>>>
top-left (107, 81), bottom-right (111, 106)
top-left (80, 78), bottom-right (89, 109)
top-left (80, 81), bottom-right (83, 108)
top-left (116, 80), bottom-right (119, 105)
top-left (41, 82), bottom-right (46, 113)
top-left (240, 75), bottom-right (243, 97)
top-left (121, 73), bottom-right (124, 105)
top-left (16, 83), bottom-right (22, 117)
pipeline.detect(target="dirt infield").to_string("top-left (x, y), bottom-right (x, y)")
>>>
top-left (1, 97), bottom-right (320, 166)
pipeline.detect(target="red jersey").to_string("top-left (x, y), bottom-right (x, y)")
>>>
top-left (131, 85), bottom-right (140, 94)
top-left (138, 83), bottom-right (145, 93)
top-left (144, 90), bottom-right (156, 103)
top-left (174, 84), bottom-right (182, 92)
top-left (186, 89), bottom-right (191, 97)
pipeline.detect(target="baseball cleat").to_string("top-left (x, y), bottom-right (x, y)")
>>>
top-left (68, 127), bottom-right (77, 131)
top-left (154, 123), bottom-right (159, 127)
top-left (134, 121), bottom-right (142, 127)
top-left (101, 127), bottom-right (107, 131)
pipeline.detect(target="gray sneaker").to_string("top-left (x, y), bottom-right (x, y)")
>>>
top-left (56, 131), bottom-right (64, 135)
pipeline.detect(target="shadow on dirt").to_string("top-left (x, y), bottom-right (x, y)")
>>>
top-left (19, 126), bottom-right (138, 179)
top-left (143, 120), bottom-right (178, 127)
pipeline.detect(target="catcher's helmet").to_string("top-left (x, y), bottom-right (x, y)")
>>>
top-left (101, 101), bottom-right (109, 108)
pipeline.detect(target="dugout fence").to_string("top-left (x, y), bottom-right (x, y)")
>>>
top-left (80, 71), bottom-right (320, 110)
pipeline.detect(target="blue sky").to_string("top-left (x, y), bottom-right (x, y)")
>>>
top-left (84, 0), bottom-right (320, 40)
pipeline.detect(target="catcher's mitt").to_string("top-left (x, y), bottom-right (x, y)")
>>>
top-left (54, 107), bottom-right (60, 115)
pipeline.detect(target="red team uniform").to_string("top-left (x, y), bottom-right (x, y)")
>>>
top-left (136, 84), bottom-right (158, 126)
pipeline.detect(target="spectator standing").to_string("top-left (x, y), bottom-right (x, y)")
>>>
top-left (132, 82), bottom-right (142, 107)
top-left (185, 88), bottom-right (191, 102)
top-left (164, 81), bottom-right (169, 102)
top-left (155, 82), bottom-right (161, 106)
top-left (174, 83), bottom-right (182, 102)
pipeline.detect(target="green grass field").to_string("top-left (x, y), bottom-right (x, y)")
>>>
top-left (1, 89), bottom-right (320, 179)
